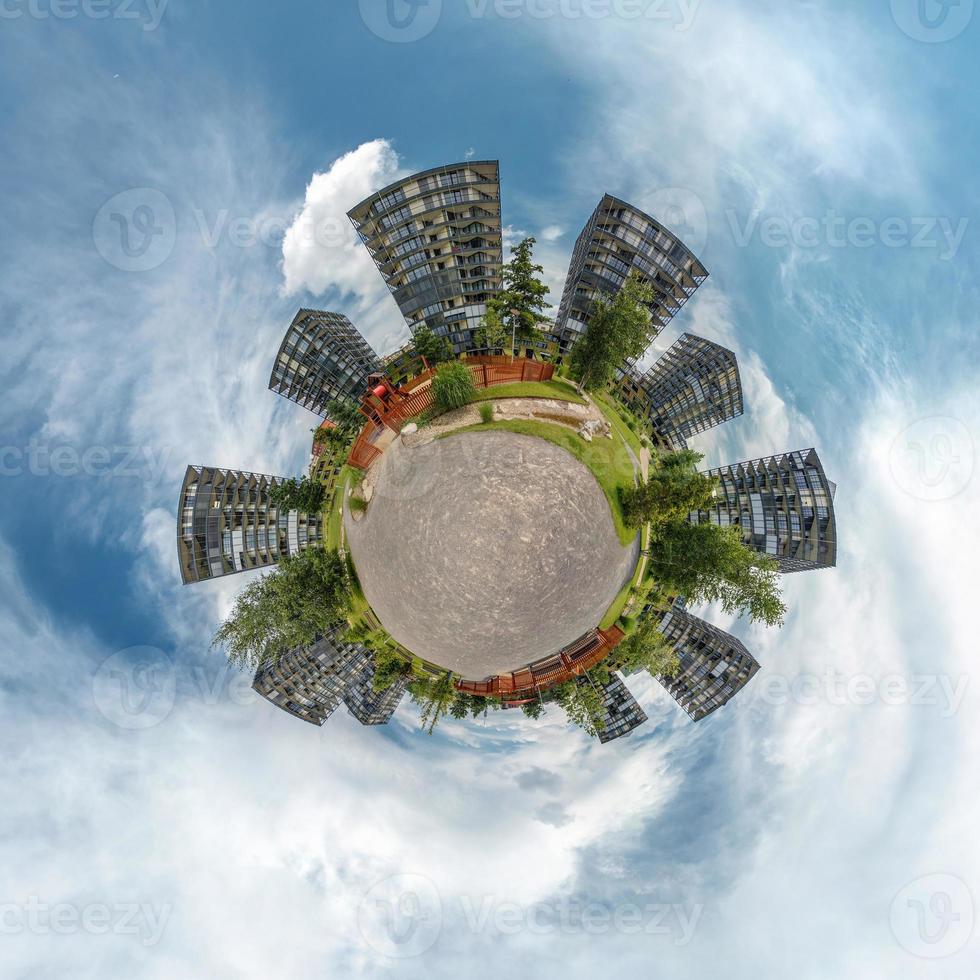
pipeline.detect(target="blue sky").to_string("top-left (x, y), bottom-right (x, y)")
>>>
top-left (1, 1), bottom-right (978, 976)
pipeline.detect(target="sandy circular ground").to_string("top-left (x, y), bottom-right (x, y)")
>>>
top-left (344, 430), bottom-right (638, 678)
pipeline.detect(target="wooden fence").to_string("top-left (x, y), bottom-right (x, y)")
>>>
top-left (347, 355), bottom-right (556, 471)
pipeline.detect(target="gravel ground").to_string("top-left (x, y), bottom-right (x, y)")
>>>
top-left (345, 429), bottom-right (639, 679)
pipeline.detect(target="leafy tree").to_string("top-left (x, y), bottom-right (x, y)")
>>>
top-left (432, 360), bottom-right (476, 411)
top-left (269, 475), bottom-right (326, 513)
top-left (371, 645), bottom-right (413, 692)
top-left (449, 692), bottom-right (479, 719)
top-left (552, 675), bottom-right (607, 736)
top-left (496, 237), bottom-right (550, 344)
top-left (212, 548), bottom-right (351, 669)
top-left (569, 271), bottom-right (653, 391)
top-left (613, 619), bottom-right (680, 678)
top-left (520, 699), bottom-right (545, 720)
top-left (621, 449), bottom-right (717, 529)
top-left (322, 397), bottom-right (364, 437)
top-left (412, 324), bottom-right (454, 366)
top-left (408, 671), bottom-right (458, 734)
top-left (646, 522), bottom-right (786, 626)
top-left (477, 301), bottom-right (509, 352)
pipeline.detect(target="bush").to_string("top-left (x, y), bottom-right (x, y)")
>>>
top-left (479, 402), bottom-right (494, 424)
top-left (349, 496), bottom-right (367, 514)
top-left (432, 361), bottom-right (476, 412)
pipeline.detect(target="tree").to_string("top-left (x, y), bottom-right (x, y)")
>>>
top-left (552, 675), bottom-right (607, 736)
top-left (520, 699), bottom-right (545, 720)
top-left (408, 671), bottom-right (458, 734)
top-left (371, 645), bottom-right (413, 691)
top-left (412, 324), bottom-right (454, 366)
top-left (569, 272), bottom-right (653, 391)
top-left (621, 449), bottom-right (717, 529)
top-left (477, 301), bottom-right (509, 352)
top-left (212, 548), bottom-right (351, 670)
top-left (645, 522), bottom-right (786, 626)
top-left (494, 237), bottom-right (551, 345)
top-left (449, 692), bottom-right (479, 719)
top-left (613, 619), bottom-right (680, 678)
top-left (431, 360), bottom-right (476, 412)
top-left (322, 397), bottom-right (364, 437)
top-left (269, 475), bottom-right (326, 513)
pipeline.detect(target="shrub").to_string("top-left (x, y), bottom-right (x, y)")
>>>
top-left (349, 496), bottom-right (367, 514)
top-left (479, 402), bottom-right (494, 424)
top-left (432, 361), bottom-right (476, 412)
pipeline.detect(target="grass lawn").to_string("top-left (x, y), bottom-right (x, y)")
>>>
top-left (468, 379), bottom-right (586, 405)
top-left (323, 465), bottom-right (354, 551)
top-left (440, 418), bottom-right (637, 546)
top-left (592, 389), bottom-right (644, 458)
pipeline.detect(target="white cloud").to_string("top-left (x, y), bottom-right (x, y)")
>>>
top-left (540, 224), bottom-right (563, 242)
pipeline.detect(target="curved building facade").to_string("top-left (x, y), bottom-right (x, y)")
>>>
top-left (269, 309), bottom-right (382, 417)
top-left (555, 194), bottom-right (708, 356)
top-left (617, 333), bottom-right (744, 447)
top-left (696, 448), bottom-right (838, 573)
top-left (348, 161), bottom-right (503, 354)
top-left (177, 465), bottom-right (322, 584)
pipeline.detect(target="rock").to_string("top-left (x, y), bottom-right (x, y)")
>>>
top-left (580, 429), bottom-right (593, 442)
top-left (361, 484), bottom-right (373, 503)
top-left (401, 422), bottom-right (418, 435)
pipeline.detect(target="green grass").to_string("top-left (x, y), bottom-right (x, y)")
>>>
top-left (599, 576), bottom-right (634, 629)
top-left (468, 379), bottom-right (586, 405)
top-left (439, 418), bottom-right (637, 546)
top-left (323, 466), bottom-right (354, 551)
top-left (592, 390), bottom-right (644, 459)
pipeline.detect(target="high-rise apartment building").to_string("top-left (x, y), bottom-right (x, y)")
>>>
top-left (177, 465), bottom-right (321, 584)
top-left (651, 599), bottom-right (760, 721)
top-left (252, 630), bottom-right (407, 727)
top-left (348, 161), bottom-right (503, 354)
top-left (588, 673), bottom-right (648, 743)
top-left (617, 333), bottom-right (744, 447)
top-left (269, 309), bottom-right (382, 418)
top-left (696, 448), bottom-right (838, 572)
top-left (554, 194), bottom-right (708, 356)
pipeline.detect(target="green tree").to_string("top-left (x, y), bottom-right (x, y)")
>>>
top-left (495, 237), bottom-right (551, 345)
top-left (322, 397), bottom-right (364, 437)
top-left (269, 475), bottom-right (326, 513)
top-left (212, 548), bottom-right (351, 669)
top-left (520, 699), bottom-right (545, 720)
top-left (570, 272), bottom-right (653, 391)
top-left (449, 692), bottom-right (479, 719)
top-left (613, 619), bottom-right (680, 678)
top-left (408, 671), bottom-right (458, 734)
top-left (412, 324), bottom-right (454, 366)
top-left (646, 522), bottom-right (786, 626)
top-left (432, 360), bottom-right (476, 411)
top-left (477, 301), bottom-right (509, 352)
top-left (621, 449), bottom-right (717, 529)
top-left (371, 645), bottom-right (413, 691)
top-left (552, 675), bottom-right (607, 736)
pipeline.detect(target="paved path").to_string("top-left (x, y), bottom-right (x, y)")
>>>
top-left (345, 430), bottom-right (639, 679)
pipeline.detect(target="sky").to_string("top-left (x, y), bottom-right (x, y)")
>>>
top-left (0, 1), bottom-right (978, 976)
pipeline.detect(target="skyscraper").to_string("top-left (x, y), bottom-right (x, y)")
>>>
top-left (177, 465), bottom-right (321, 584)
top-left (588, 672), bottom-right (649, 743)
top-left (555, 194), bottom-right (708, 356)
top-left (617, 333), bottom-right (744, 447)
top-left (696, 448), bottom-right (838, 572)
top-left (348, 161), bottom-right (503, 354)
top-left (653, 598), bottom-right (760, 721)
top-left (252, 630), bottom-right (407, 727)
top-left (269, 309), bottom-right (382, 418)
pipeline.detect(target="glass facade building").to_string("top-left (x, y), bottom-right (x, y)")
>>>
top-left (177, 465), bottom-right (321, 584)
top-left (252, 629), bottom-right (407, 727)
top-left (348, 161), bottom-right (503, 355)
top-left (555, 194), bottom-right (708, 356)
top-left (652, 598), bottom-right (760, 721)
top-left (269, 309), bottom-right (382, 418)
top-left (617, 333), bottom-right (744, 447)
top-left (589, 673), bottom-right (648, 743)
top-left (695, 448), bottom-right (838, 573)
